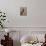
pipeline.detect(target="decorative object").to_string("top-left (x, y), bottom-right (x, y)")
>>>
top-left (0, 10), bottom-right (6, 28)
top-left (41, 34), bottom-right (46, 46)
top-left (20, 7), bottom-right (27, 16)
top-left (1, 31), bottom-right (13, 46)
top-left (5, 29), bottom-right (10, 36)
top-left (5, 29), bottom-right (10, 33)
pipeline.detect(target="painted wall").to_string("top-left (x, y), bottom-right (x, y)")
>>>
top-left (32, 0), bottom-right (46, 27)
top-left (0, 0), bottom-right (32, 27)
top-left (0, 0), bottom-right (46, 46)
top-left (0, 0), bottom-right (46, 27)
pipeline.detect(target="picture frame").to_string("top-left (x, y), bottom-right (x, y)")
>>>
top-left (20, 7), bottom-right (27, 16)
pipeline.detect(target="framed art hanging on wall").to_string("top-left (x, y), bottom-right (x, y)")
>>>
top-left (20, 7), bottom-right (27, 16)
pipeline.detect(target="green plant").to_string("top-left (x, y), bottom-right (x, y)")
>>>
top-left (0, 11), bottom-right (6, 28)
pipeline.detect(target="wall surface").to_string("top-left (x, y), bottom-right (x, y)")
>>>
top-left (32, 0), bottom-right (46, 27)
top-left (0, 0), bottom-right (46, 27)
top-left (0, 0), bottom-right (46, 46)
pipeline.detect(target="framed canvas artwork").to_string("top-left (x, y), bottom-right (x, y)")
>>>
top-left (20, 7), bottom-right (27, 16)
